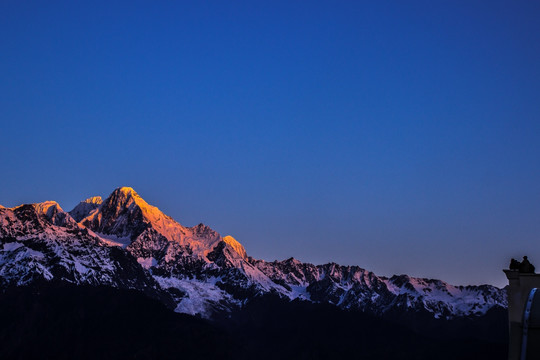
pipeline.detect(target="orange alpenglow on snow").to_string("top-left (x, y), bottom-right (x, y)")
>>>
top-left (79, 187), bottom-right (248, 260)
top-left (223, 235), bottom-right (248, 260)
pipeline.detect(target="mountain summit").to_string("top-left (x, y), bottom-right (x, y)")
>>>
top-left (79, 187), bottom-right (237, 261)
top-left (81, 186), bottom-right (169, 238)
top-left (0, 187), bottom-right (507, 318)
top-left (69, 196), bottom-right (102, 222)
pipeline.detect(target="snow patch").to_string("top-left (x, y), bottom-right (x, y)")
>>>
top-left (288, 285), bottom-right (311, 301)
top-left (3, 242), bottom-right (23, 251)
top-left (137, 257), bottom-right (158, 269)
top-left (154, 276), bottom-right (238, 318)
top-left (96, 233), bottom-right (132, 248)
top-left (73, 260), bottom-right (90, 274)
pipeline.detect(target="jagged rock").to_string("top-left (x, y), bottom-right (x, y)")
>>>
top-left (0, 187), bottom-right (507, 319)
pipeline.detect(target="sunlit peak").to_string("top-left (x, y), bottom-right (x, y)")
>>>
top-left (34, 201), bottom-right (63, 218)
top-left (223, 235), bottom-right (248, 260)
top-left (83, 196), bottom-right (103, 205)
top-left (116, 186), bottom-right (137, 195)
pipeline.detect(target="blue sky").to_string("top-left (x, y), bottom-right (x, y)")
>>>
top-left (1, 1), bottom-right (539, 286)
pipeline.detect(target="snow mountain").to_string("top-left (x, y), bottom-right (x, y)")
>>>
top-left (0, 187), bottom-right (507, 319)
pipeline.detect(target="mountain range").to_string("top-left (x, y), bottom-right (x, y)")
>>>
top-left (0, 186), bottom-right (507, 321)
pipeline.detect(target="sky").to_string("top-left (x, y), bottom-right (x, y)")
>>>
top-left (1, 1), bottom-right (539, 287)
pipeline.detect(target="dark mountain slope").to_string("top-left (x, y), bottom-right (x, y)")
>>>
top-left (0, 283), bottom-right (233, 360)
top-left (0, 283), bottom-right (507, 360)
top-left (219, 296), bottom-right (508, 360)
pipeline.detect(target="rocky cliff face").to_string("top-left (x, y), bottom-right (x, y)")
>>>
top-left (0, 187), bottom-right (507, 319)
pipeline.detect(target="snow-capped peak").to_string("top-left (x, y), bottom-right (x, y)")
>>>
top-left (107, 186), bottom-right (143, 208)
top-left (117, 186), bottom-right (137, 195)
top-left (0, 200), bottom-right (76, 229)
top-left (223, 235), bottom-right (248, 260)
top-left (33, 201), bottom-right (63, 218)
top-left (106, 187), bottom-right (166, 222)
top-left (83, 196), bottom-right (103, 205)
top-left (80, 187), bottom-right (224, 259)
top-left (31, 201), bottom-right (76, 227)
top-left (69, 196), bottom-right (103, 222)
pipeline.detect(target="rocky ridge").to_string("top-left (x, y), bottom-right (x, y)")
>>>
top-left (0, 187), bottom-right (507, 318)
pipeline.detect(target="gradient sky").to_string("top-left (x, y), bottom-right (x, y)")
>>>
top-left (1, 1), bottom-right (539, 287)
